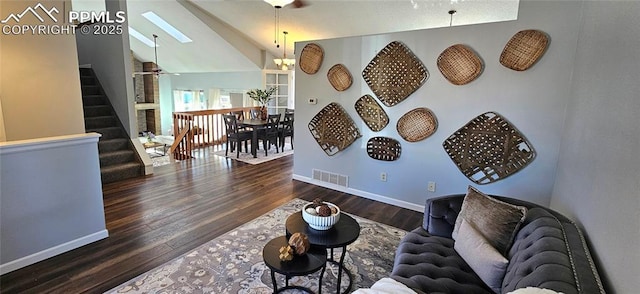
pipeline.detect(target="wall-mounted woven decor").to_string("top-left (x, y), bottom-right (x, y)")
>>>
top-left (397, 108), bottom-right (438, 142)
top-left (442, 112), bottom-right (536, 185)
top-left (367, 137), bottom-right (401, 161)
top-left (437, 44), bottom-right (483, 85)
top-left (327, 64), bottom-right (353, 91)
top-left (362, 41), bottom-right (428, 107)
top-left (299, 43), bottom-right (324, 74)
top-left (308, 102), bottom-right (362, 156)
top-left (500, 29), bottom-right (549, 71)
top-left (354, 94), bottom-right (389, 132)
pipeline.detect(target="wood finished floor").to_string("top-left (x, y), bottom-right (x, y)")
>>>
top-left (0, 152), bottom-right (423, 294)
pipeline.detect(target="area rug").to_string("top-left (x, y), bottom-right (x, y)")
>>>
top-left (212, 143), bottom-right (294, 165)
top-left (105, 199), bottom-right (406, 294)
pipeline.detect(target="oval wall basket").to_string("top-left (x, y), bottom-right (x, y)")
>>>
top-left (299, 43), bottom-right (324, 75)
top-left (354, 94), bottom-right (389, 132)
top-left (500, 29), bottom-right (549, 71)
top-left (367, 137), bottom-right (401, 161)
top-left (437, 44), bottom-right (483, 85)
top-left (397, 108), bottom-right (438, 142)
top-left (327, 64), bottom-right (353, 91)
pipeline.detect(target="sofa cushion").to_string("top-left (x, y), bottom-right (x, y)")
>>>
top-left (391, 227), bottom-right (493, 293)
top-left (502, 208), bottom-right (577, 294)
top-left (454, 219), bottom-right (509, 293)
top-left (452, 186), bottom-right (528, 255)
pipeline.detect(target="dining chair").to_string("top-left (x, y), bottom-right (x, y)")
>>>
top-left (258, 114), bottom-right (281, 156)
top-left (230, 110), bottom-right (249, 131)
top-left (222, 114), bottom-right (252, 158)
top-left (280, 112), bottom-right (294, 149)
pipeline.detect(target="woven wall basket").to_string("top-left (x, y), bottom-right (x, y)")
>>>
top-left (442, 112), bottom-right (536, 185)
top-left (367, 137), bottom-right (401, 161)
top-left (396, 108), bottom-right (438, 142)
top-left (354, 94), bottom-right (389, 132)
top-left (327, 64), bottom-right (353, 91)
top-left (362, 41), bottom-right (428, 107)
top-left (299, 43), bottom-right (324, 75)
top-left (500, 29), bottom-right (549, 71)
top-left (308, 102), bottom-right (362, 156)
top-left (437, 44), bottom-right (483, 85)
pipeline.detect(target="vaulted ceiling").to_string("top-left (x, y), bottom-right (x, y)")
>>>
top-left (125, 0), bottom-right (519, 73)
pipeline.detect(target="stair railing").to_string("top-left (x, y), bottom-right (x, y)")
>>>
top-left (171, 107), bottom-right (260, 160)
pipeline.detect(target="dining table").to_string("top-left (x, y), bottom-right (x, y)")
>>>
top-left (238, 119), bottom-right (269, 158)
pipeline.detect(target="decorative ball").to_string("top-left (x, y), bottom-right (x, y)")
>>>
top-left (278, 245), bottom-right (294, 261)
top-left (288, 232), bottom-right (310, 255)
top-left (305, 207), bottom-right (317, 215)
top-left (312, 198), bottom-right (324, 207)
top-left (317, 204), bottom-right (332, 217)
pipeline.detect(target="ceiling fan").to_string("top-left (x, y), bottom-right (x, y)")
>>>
top-left (132, 34), bottom-right (176, 77)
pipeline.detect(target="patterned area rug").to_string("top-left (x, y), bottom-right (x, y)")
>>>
top-left (105, 199), bottom-right (406, 294)
top-left (212, 143), bottom-right (293, 165)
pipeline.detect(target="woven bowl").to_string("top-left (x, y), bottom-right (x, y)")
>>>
top-left (302, 202), bottom-right (341, 230)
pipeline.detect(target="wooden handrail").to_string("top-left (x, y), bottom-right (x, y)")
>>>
top-left (171, 107), bottom-right (260, 160)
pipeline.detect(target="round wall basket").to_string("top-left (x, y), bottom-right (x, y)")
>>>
top-left (299, 43), bottom-right (324, 75)
top-left (327, 64), bottom-right (353, 91)
top-left (397, 108), bottom-right (438, 142)
top-left (437, 44), bottom-right (483, 85)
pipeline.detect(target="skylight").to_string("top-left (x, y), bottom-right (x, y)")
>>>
top-left (128, 27), bottom-right (156, 47)
top-left (142, 11), bottom-right (192, 43)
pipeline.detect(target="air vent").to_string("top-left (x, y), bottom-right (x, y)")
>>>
top-left (312, 169), bottom-right (348, 188)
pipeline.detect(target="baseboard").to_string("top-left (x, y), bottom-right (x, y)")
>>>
top-left (292, 174), bottom-right (425, 212)
top-left (0, 229), bottom-right (109, 275)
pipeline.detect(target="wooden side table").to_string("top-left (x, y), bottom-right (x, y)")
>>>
top-left (263, 236), bottom-right (327, 294)
top-left (285, 212), bottom-right (361, 294)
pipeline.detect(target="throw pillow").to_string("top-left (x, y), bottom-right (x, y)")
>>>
top-left (452, 186), bottom-right (527, 255)
top-left (507, 287), bottom-right (564, 294)
top-left (454, 218), bottom-right (509, 293)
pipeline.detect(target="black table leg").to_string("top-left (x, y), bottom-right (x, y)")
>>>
top-left (318, 263), bottom-right (326, 294)
top-left (270, 269), bottom-right (278, 294)
top-left (252, 129), bottom-right (258, 158)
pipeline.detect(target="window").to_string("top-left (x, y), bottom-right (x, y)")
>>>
top-left (173, 89), bottom-right (205, 111)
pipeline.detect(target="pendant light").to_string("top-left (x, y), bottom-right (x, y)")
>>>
top-left (274, 31), bottom-right (295, 70)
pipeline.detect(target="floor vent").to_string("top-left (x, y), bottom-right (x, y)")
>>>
top-left (312, 169), bottom-right (348, 188)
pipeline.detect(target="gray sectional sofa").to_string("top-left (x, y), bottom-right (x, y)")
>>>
top-left (391, 194), bottom-right (605, 294)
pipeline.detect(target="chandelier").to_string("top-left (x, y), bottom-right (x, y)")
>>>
top-left (274, 31), bottom-right (295, 70)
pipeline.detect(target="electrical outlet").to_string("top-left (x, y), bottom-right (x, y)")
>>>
top-left (380, 172), bottom-right (387, 182)
top-left (427, 181), bottom-right (436, 192)
top-left (308, 97), bottom-right (317, 104)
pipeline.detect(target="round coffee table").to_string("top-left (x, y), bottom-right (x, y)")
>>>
top-left (285, 212), bottom-right (361, 294)
top-left (263, 236), bottom-right (327, 294)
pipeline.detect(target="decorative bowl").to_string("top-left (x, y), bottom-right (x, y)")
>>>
top-left (302, 202), bottom-right (341, 230)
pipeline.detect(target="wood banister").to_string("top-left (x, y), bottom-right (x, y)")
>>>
top-left (171, 107), bottom-right (260, 160)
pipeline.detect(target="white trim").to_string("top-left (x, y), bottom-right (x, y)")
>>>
top-left (132, 138), bottom-right (154, 175)
top-left (0, 133), bottom-right (101, 154)
top-left (0, 230), bottom-right (109, 275)
top-left (293, 174), bottom-right (425, 212)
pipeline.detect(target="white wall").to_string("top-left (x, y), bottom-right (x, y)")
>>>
top-left (0, 134), bottom-right (107, 274)
top-left (550, 2), bottom-right (640, 293)
top-left (76, 0), bottom-right (136, 137)
top-left (0, 0), bottom-right (85, 141)
top-left (293, 0), bottom-right (582, 209)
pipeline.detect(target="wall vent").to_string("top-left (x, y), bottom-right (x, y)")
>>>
top-left (312, 169), bottom-right (348, 188)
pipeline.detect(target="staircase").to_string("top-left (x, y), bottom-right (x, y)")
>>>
top-left (80, 68), bottom-right (144, 184)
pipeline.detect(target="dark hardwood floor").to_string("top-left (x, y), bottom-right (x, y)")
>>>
top-left (0, 152), bottom-right (423, 294)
